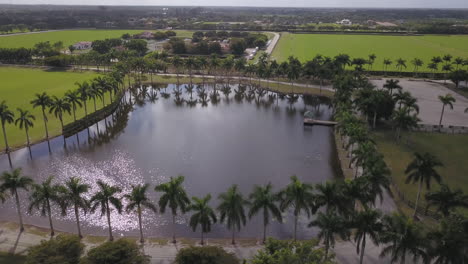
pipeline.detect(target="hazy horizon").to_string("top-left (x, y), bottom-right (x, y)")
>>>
top-left (1, 0), bottom-right (467, 9)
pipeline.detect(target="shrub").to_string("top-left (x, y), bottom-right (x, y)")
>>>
top-left (175, 246), bottom-right (239, 264)
top-left (251, 238), bottom-right (335, 264)
top-left (25, 234), bottom-right (84, 264)
top-left (80, 238), bottom-right (149, 264)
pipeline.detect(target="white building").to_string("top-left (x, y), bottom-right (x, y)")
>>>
top-left (73, 41), bottom-right (92, 50)
top-left (336, 19), bottom-right (352, 26)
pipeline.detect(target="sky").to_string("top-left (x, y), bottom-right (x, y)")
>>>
top-left (1, 0), bottom-right (468, 8)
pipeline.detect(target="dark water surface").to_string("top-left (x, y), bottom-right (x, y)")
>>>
top-left (0, 83), bottom-right (338, 240)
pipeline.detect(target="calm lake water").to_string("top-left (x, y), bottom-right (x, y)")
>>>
top-left (0, 83), bottom-right (339, 240)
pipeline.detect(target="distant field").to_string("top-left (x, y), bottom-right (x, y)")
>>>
top-left (0, 29), bottom-right (194, 48)
top-left (0, 67), bottom-right (99, 149)
top-left (272, 33), bottom-right (468, 71)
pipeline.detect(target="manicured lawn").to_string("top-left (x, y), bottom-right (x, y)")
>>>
top-left (272, 33), bottom-right (468, 71)
top-left (0, 29), bottom-right (194, 48)
top-left (0, 67), bottom-right (100, 149)
top-left (0, 252), bottom-right (26, 264)
top-left (374, 130), bottom-right (468, 215)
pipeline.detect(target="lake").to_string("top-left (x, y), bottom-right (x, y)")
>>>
top-left (0, 83), bottom-right (339, 240)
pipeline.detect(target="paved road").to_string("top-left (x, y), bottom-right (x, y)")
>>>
top-left (372, 78), bottom-right (468, 127)
top-left (265, 32), bottom-right (280, 55)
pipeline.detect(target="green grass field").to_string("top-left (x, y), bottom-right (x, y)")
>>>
top-left (272, 33), bottom-right (468, 71)
top-left (0, 67), bottom-right (101, 149)
top-left (0, 29), bottom-right (194, 49)
top-left (374, 130), bottom-right (468, 215)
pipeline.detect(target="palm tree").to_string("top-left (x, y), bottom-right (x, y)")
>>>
top-left (49, 96), bottom-right (72, 133)
top-left (383, 59), bottom-right (392, 76)
top-left (442, 54), bottom-right (452, 66)
top-left (64, 90), bottom-right (83, 122)
top-left (405, 152), bottom-right (443, 218)
top-left (438, 94), bottom-right (456, 126)
top-left (75, 81), bottom-right (90, 118)
top-left (185, 57), bottom-right (196, 84)
top-left (30, 92), bottom-right (52, 139)
top-left (90, 180), bottom-right (122, 241)
top-left (380, 213), bottom-right (428, 264)
top-left (395, 58), bottom-right (407, 72)
top-left (189, 194), bottom-right (217, 245)
top-left (353, 209), bottom-right (382, 264)
top-left (425, 184), bottom-right (468, 217)
top-left (28, 176), bottom-right (63, 237)
top-left (411, 58), bottom-right (424, 77)
top-left (279, 175), bottom-right (314, 241)
top-left (453, 57), bottom-right (464, 70)
top-left (88, 83), bottom-right (102, 112)
top-left (124, 184), bottom-right (157, 243)
top-left (309, 211), bottom-right (350, 260)
top-left (426, 214), bottom-right (467, 264)
top-left (315, 181), bottom-right (346, 214)
top-left (0, 101), bottom-right (15, 151)
top-left (383, 79), bottom-right (402, 95)
top-left (368, 54), bottom-right (377, 70)
top-left (217, 184), bottom-right (248, 245)
top-left (428, 62), bottom-right (438, 79)
top-left (154, 175), bottom-right (190, 243)
top-left (0, 168), bottom-right (34, 231)
top-left (391, 107), bottom-right (420, 143)
top-left (61, 177), bottom-right (89, 238)
top-left (442, 64), bottom-right (453, 84)
top-left (248, 183), bottom-right (282, 244)
top-left (172, 55), bottom-right (183, 84)
top-left (351, 141), bottom-right (376, 177)
top-left (15, 108), bottom-right (35, 147)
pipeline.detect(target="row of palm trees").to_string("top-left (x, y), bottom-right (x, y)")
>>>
top-left (333, 71), bottom-right (468, 263)
top-left (0, 75), bottom-right (122, 152)
top-left (3, 166), bottom-right (465, 263)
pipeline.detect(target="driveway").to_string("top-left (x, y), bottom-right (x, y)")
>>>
top-left (372, 79), bottom-right (468, 127)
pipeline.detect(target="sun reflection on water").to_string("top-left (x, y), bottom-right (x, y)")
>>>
top-left (35, 150), bottom-right (174, 233)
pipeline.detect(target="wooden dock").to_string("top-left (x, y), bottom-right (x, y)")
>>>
top-left (304, 118), bottom-right (338, 126)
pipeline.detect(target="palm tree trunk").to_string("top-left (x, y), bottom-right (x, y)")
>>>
top-left (293, 214), bottom-right (298, 241)
top-left (25, 127), bottom-right (30, 146)
top-left (172, 214), bottom-right (176, 243)
top-left (106, 202), bottom-right (113, 241)
top-left (138, 205), bottom-right (144, 243)
top-left (439, 105), bottom-right (445, 126)
top-left (72, 105), bottom-right (77, 122)
top-left (324, 237), bottom-right (329, 260)
top-left (359, 235), bottom-right (366, 264)
top-left (74, 203), bottom-right (82, 238)
top-left (47, 199), bottom-right (55, 236)
top-left (1, 123), bottom-right (9, 151)
top-left (83, 100), bottom-right (88, 117)
top-left (263, 212), bottom-right (267, 244)
top-left (93, 98), bottom-right (97, 112)
top-left (231, 228), bottom-right (235, 245)
top-left (373, 110), bottom-right (377, 129)
top-left (15, 190), bottom-right (24, 232)
top-left (413, 179), bottom-right (423, 218)
top-left (42, 108), bottom-right (49, 139)
top-left (201, 230), bottom-right (204, 245)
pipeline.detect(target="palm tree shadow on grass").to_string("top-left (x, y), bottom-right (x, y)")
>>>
top-left (8, 230), bottom-right (23, 255)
